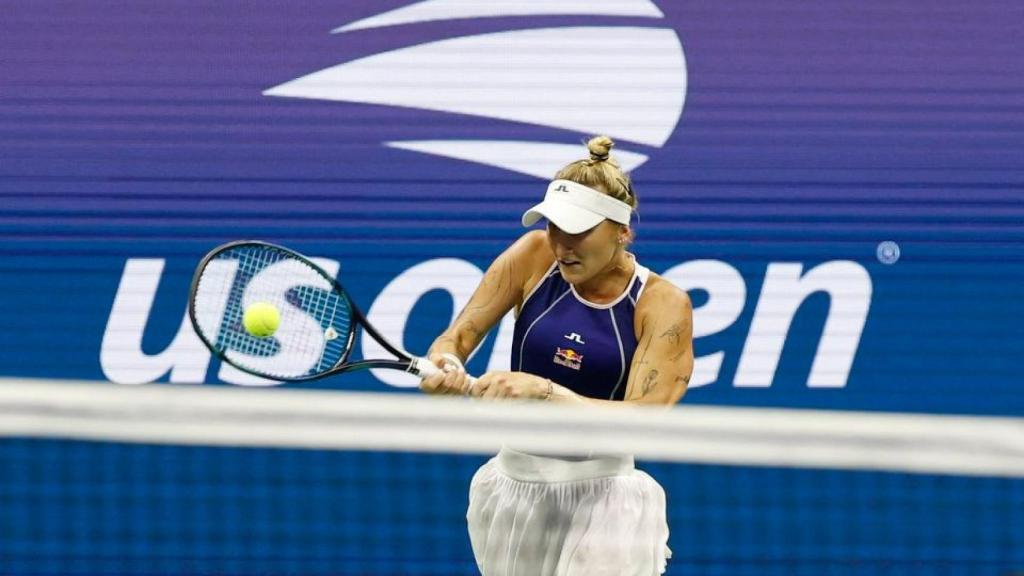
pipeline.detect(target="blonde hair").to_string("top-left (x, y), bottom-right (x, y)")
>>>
top-left (553, 136), bottom-right (637, 210)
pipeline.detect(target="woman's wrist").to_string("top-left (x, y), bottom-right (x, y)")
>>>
top-left (439, 352), bottom-right (465, 372)
top-left (540, 378), bottom-right (590, 405)
top-left (541, 377), bottom-right (553, 401)
top-left (428, 339), bottom-right (464, 368)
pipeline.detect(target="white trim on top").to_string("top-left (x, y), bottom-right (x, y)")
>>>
top-left (633, 263), bottom-right (651, 301)
top-left (607, 309), bottom-right (627, 400)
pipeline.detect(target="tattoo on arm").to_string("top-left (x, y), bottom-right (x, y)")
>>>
top-left (660, 318), bottom-right (689, 344)
top-left (641, 369), bottom-right (660, 396)
top-left (660, 322), bottom-right (682, 344)
top-left (461, 319), bottom-right (482, 338)
top-left (660, 319), bottom-right (690, 362)
top-left (455, 258), bottom-right (517, 320)
top-left (446, 255), bottom-right (520, 356)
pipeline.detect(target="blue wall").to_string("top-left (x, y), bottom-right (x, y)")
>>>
top-left (1, 2), bottom-right (1022, 574)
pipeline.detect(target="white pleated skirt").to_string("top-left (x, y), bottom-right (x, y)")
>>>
top-left (467, 447), bottom-right (671, 576)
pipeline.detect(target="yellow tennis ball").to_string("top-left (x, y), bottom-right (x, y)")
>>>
top-left (242, 302), bottom-right (280, 338)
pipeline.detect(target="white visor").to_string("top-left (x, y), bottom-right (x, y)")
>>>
top-left (521, 180), bottom-right (632, 234)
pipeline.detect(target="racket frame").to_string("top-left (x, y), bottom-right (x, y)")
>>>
top-left (187, 240), bottom-right (436, 382)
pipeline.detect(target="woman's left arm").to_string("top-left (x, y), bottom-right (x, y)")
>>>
top-left (620, 279), bottom-right (693, 405)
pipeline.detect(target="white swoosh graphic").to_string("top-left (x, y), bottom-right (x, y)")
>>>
top-left (386, 140), bottom-right (649, 179)
top-left (335, 0), bottom-right (665, 33)
top-left (264, 27), bottom-right (686, 148)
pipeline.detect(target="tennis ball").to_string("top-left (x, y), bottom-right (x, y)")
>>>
top-left (242, 302), bottom-right (280, 338)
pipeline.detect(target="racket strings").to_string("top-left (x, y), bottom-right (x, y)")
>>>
top-left (232, 247), bottom-right (278, 358)
top-left (313, 283), bottom-right (349, 373)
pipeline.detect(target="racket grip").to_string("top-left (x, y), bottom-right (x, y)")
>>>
top-left (408, 357), bottom-right (478, 395)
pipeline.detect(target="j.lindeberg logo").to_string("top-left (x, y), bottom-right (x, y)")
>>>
top-left (564, 332), bottom-right (585, 345)
top-left (262, 0), bottom-right (687, 180)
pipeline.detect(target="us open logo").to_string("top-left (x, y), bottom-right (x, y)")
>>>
top-left (262, 0), bottom-right (688, 178)
top-left (100, 2), bottom-right (874, 392)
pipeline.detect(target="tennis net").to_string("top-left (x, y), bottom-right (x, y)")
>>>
top-left (1, 378), bottom-right (1022, 575)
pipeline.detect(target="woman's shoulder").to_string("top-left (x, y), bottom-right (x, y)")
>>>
top-left (508, 230), bottom-right (556, 306)
top-left (516, 229), bottom-right (550, 251)
top-left (509, 229), bottom-right (555, 271)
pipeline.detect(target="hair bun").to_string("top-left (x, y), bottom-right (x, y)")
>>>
top-left (587, 135), bottom-right (614, 163)
top-left (552, 134), bottom-right (636, 211)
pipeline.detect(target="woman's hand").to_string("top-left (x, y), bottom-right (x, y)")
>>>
top-left (471, 371), bottom-right (550, 400)
top-left (419, 352), bottom-right (472, 396)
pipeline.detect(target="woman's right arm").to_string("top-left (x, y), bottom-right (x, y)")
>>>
top-left (427, 230), bottom-right (551, 368)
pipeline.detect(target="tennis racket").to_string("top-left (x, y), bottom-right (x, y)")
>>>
top-left (188, 240), bottom-right (466, 384)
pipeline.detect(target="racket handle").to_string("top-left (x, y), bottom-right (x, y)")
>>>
top-left (408, 357), bottom-right (478, 395)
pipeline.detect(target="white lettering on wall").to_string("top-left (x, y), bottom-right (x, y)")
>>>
top-left (734, 261), bottom-right (872, 388)
top-left (100, 259), bottom-right (212, 384)
top-left (363, 258), bottom-right (484, 387)
top-left (101, 256), bottom-right (872, 389)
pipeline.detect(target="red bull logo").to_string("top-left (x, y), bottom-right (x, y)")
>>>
top-left (553, 347), bottom-right (583, 371)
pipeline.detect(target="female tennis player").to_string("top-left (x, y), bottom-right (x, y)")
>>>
top-left (421, 136), bottom-right (693, 575)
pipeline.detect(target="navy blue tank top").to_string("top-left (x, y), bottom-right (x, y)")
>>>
top-left (511, 258), bottom-right (650, 401)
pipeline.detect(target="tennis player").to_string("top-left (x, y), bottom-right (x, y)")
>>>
top-left (421, 136), bottom-right (693, 575)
